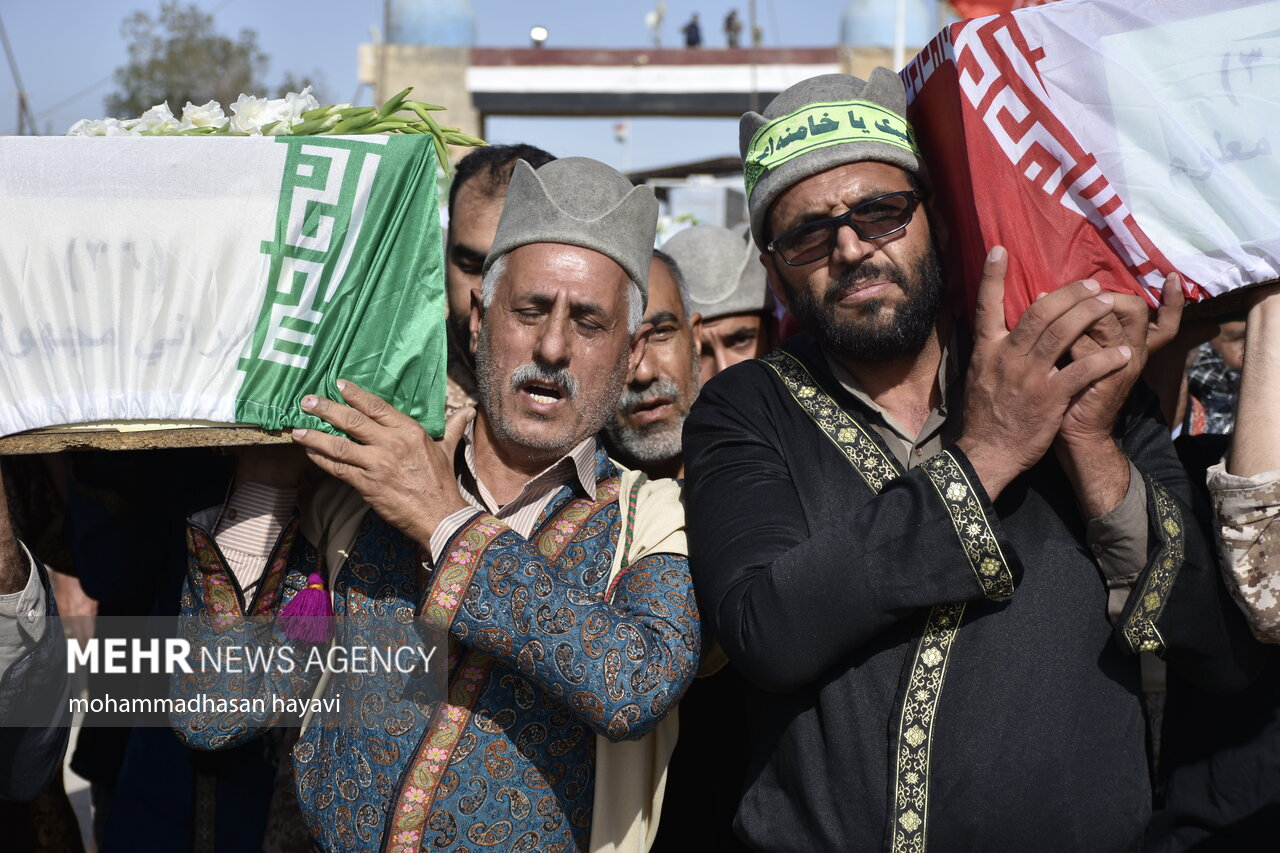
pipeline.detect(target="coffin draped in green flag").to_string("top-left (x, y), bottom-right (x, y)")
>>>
top-left (0, 133), bottom-right (446, 439)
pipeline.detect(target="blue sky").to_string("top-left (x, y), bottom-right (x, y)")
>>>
top-left (1, 0), bottom-right (945, 170)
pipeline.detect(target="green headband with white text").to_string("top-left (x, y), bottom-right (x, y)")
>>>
top-left (743, 99), bottom-right (920, 197)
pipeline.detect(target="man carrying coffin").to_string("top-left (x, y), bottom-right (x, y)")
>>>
top-left (171, 157), bottom-right (699, 852)
top-left (682, 69), bottom-right (1259, 851)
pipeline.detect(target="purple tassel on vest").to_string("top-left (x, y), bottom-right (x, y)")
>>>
top-left (278, 572), bottom-right (333, 643)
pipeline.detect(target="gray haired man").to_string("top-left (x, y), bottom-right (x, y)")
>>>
top-left (174, 157), bottom-right (700, 851)
top-left (603, 249), bottom-right (702, 479)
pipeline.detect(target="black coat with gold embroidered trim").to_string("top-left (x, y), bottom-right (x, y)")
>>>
top-left (683, 334), bottom-right (1259, 853)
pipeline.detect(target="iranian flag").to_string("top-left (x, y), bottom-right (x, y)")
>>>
top-left (0, 133), bottom-right (446, 439)
top-left (904, 0), bottom-right (1280, 326)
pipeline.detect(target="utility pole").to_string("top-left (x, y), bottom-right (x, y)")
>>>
top-left (893, 0), bottom-right (907, 70)
top-left (0, 14), bottom-right (36, 135)
top-left (748, 0), bottom-right (759, 112)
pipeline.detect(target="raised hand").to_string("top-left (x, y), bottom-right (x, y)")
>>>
top-left (1060, 272), bottom-right (1184, 444)
top-left (291, 380), bottom-right (475, 547)
top-left (955, 246), bottom-right (1133, 500)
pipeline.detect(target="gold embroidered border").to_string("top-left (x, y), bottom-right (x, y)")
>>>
top-left (384, 650), bottom-right (494, 853)
top-left (392, 473), bottom-right (631, 850)
top-left (762, 350), bottom-right (902, 492)
top-left (764, 349), bottom-right (975, 852)
top-left (252, 520), bottom-right (300, 616)
top-left (535, 477), bottom-right (621, 561)
top-left (919, 451), bottom-right (1015, 600)
top-left (189, 521), bottom-right (298, 633)
top-left (890, 602), bottom-right (965, 853)
top-left (1121, 479), bottom-right (1183, 655)
top-left (420, 515), bottom-right (508, 632)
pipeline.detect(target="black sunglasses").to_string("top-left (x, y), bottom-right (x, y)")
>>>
top-left (767, 191), bottom-right (922, 266)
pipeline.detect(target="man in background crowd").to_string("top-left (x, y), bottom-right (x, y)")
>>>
top-left (662, 223), bottom-right (777, 383)
top-left (724, 9), bottom-right (743, 48)
top-left (682, 12), bottom-right (702, 48)
top-left (443, 143), bottom-right (556, 414)
top-left (603, 249), bottom-right (701, 480)
top-left (0, 469), bottom-right (68, 805)
top-left (1185, 317), bottom-right (1245, 435)
top-left (597, 247), bottom-right (751, 851)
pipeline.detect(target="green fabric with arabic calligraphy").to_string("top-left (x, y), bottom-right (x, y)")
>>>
top-left (744, 99), bottom-right (921, 197)
top-left (234, 135), bottom-right (446, 438)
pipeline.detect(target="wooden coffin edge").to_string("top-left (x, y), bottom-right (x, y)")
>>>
top-left (0, 423), bottom-right (292, 455)
top-left (1185, 277), bottom-right (1280, 321)
top-left (1, 277), bottom-right (1271, 456)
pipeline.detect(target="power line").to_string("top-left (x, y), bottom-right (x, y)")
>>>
top-left (766, 0), bottom-right (781, 47)
top-left (35, 74), bottom-right (114, 121)
top-left (31, 0), bottom-right (238, 131)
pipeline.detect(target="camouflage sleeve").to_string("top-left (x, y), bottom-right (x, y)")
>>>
top-left (1208, 461), bottom-right (1280, 643)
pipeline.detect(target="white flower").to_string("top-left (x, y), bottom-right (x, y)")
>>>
top-left (261, 116), bottom-right (294, 136)
top-left (66, 117), bottom-right (139, 137)
top-left (229, 93), bottom-right (289, 134)
top-left (281, 86), bottom-right (320, 123)
top-left (180, 100), bottom-right (228, 129)
top-left (128, 102), bottom-right (182, 133)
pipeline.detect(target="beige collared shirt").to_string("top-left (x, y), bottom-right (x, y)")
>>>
top-left (824, 340), bottom-right (1148, 615)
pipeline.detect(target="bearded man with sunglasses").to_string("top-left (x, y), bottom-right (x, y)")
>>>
top-left (682, 70), bottom-right (1260, 851)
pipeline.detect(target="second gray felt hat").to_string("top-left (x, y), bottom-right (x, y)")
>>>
top-left (662, 223), bottom-right (771, 322)
top-left (483, 157), bottom-right (659, 305)
top-left (739, 68), bottom-right (928, 250)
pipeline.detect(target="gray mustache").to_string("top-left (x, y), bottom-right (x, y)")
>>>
top-left (509, 363), bottom-right (579, 399)
top-left (618, 377), bottom-right (681, 412)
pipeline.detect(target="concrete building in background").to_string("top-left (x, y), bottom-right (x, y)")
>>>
top-left (355, 0), bottom-right (939, 175)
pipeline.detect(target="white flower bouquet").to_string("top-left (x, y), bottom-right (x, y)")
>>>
top-left (0, 87), bottom-right (483, 451)
top-left (67, 86), bottom-right (483, 173)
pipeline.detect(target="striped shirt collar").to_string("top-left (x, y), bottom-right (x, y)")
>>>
top-left (457, 419), bottom-right (600, 537)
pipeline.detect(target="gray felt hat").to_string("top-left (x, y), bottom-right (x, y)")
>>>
top-left (483, 157), bottom-right (659, 305)
top-left (662, 223), bottom-right (771, 321)
top-left (739, 68), bottom-right (928, 250)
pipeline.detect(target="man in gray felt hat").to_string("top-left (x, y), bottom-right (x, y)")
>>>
top-left (603, 248), bottom-right (703, 480)
top-left (682, 69), bottom-right (1257, 850)
top-left (176, 156), bottom-right (700, 851)
top-left (663, 223), bottom-right (778, 383)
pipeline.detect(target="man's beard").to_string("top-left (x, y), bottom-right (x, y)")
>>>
top-left (785, 239), bottom-right (944, 363)
top-left (604, 348), bottom-right (701, 466)
top-left (475, 322), bottom-right (628, 454)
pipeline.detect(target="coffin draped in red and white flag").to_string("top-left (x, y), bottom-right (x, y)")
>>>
top-left (904, 0), bottom-right (1279, 326)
